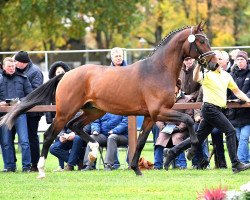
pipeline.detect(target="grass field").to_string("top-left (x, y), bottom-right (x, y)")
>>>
top-left (0, 143), bottom-right (249, 200)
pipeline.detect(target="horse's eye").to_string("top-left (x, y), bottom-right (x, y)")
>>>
top-left (200, 40), bottom-right (205, 44)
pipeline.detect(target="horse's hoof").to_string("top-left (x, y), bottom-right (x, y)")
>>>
top-left (163, 149), bottom-right (175, 170)
top-left (187, 148), bottom-right (196, 160)
top-left (37, 173), bottom-right (45, 179)
top-left (135, 171), bottom-right (143, 176)
top-left (131, 166), bottom-right (142, 176)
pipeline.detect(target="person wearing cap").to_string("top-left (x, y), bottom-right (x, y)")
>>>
top-left (153, 79), bottom-right (193, 169)
top-left (227, 50), bottom-right (250, 164)
top-left (164, 51), bottom-right (250, 173)
top-left (0, 57), bottom-right (33, 172)
top-left (14, 50), bottom-right (44, 172)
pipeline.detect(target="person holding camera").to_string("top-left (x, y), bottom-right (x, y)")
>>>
top-left (0, 57), bottom-right (32, 172)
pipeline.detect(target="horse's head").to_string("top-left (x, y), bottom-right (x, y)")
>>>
top-left (185, 22), bottom-right (218, 71)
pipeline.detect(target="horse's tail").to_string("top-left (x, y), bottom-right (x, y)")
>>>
top-left (0, 73), bottom-right (64, 129)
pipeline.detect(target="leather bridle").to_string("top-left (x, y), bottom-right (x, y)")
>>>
top-left (188, 27), bottom-right (215, 71)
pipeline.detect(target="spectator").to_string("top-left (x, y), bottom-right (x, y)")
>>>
top-left (154, 79), bottom-right (193, 169)
top-left (82, 113), bottom-right (128, 171)
top-left (164, 54), bottom-right (250, 173)
top-left (110, 47), bottom-right (127, 67)
top-left (45, 61), bottom-right (71, 171)
top-left (49, 124), bottom-right (90, 171)
top-left (179, 57), bottom-right (200, 101)
top-left (228, 49), bottom-right (240, 72)
top-left (107, 47), bottom-right (127, 168)
top-left (0, 57), bottom-right (32, 172)
top-left (14, 51), bottom-right (44, 172)
top-left (45, 61), bottom-right (71, 124)
top-left (227, 50), bottom-right (250, 164)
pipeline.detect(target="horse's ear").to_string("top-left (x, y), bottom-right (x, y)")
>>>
top-left (195, 21), bottom-right (204, 33)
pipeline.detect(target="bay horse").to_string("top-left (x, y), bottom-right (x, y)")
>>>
top-left (0, 22), bottom-right (217, 178)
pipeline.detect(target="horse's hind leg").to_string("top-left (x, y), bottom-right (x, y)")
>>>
top-left (37, 119), bottom-right (65, 178)
top-left (157, 109), bottom-right (199, 169)
top-left (131, 116), bottom-right (154, 176)
top-left (66, 108), bottom-right (106, 162)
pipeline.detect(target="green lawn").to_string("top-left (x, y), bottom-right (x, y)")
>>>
top-left (0, 143), bottom-right (249, 200)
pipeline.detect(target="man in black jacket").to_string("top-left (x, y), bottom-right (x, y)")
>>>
top-left (14, 51), bottom-right (44, 172)
top-left (0, 57), bottom-right (33, 172)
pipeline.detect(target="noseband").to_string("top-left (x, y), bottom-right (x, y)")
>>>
top-left (188, 27), bottom-right (215, 69)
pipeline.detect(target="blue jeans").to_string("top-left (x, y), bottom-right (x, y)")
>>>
top-left (0, 114), bottom-right (31, 170)
top-left (152, 124), bottom-right (163, 169)
top-left (235, 125), bottom-right (250, 164)
top-left (175, 152), bottom-right (187, 168)
top-left (50, 135), bottom-right (85, 166)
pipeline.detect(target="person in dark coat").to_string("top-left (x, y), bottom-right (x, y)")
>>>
top-left (14, 51), bottom-right (44, 172)
top-left (0, 57), bottom-right (33, 172)
top-left (227, 51), bottom-right (250, 164)
top-left (179, 57), bottom-right (200, 101)
top-left (45, 61), bottom-right (71, 124)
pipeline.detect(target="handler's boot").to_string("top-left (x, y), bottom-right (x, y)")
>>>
top-left (87, 142), bottom-right (99, 163)
top-left (232, 162), bottom-right (250, 173)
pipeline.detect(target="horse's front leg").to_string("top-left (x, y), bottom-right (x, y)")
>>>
top-left (131, 117), bottom-right (154, 176)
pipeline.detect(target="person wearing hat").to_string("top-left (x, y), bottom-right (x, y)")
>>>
top-left (153, 79), bottom-right (193, 170)
top-left (14, 50), bottom-right (44, 172)
top-left (164, 51), bottom-right (250, 173)
top-left (227, 50), bottom-right (250, 164)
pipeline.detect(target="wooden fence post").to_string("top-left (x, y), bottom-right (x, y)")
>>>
top-left (128, 116), bottom-right (137, 166)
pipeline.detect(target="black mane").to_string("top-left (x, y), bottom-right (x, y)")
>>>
top-left (148, 26), bottom-right (191, 57)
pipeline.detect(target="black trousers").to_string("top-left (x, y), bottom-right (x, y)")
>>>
top-left (171, 103), bottom-right (239, 167)
top-left (27, 116), bottom-right (41, 167)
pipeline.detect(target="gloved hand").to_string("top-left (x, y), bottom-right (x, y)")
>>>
top-left (239, 100), bottom-right (246, 105)
top-left (172, 127), bottom-right (180, 133)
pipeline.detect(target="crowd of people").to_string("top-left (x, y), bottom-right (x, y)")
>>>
top-left (0, 47), bottom-right (249, 173)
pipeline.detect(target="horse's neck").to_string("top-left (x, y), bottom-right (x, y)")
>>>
top-left (149, 50), bottom-right (183, 78)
